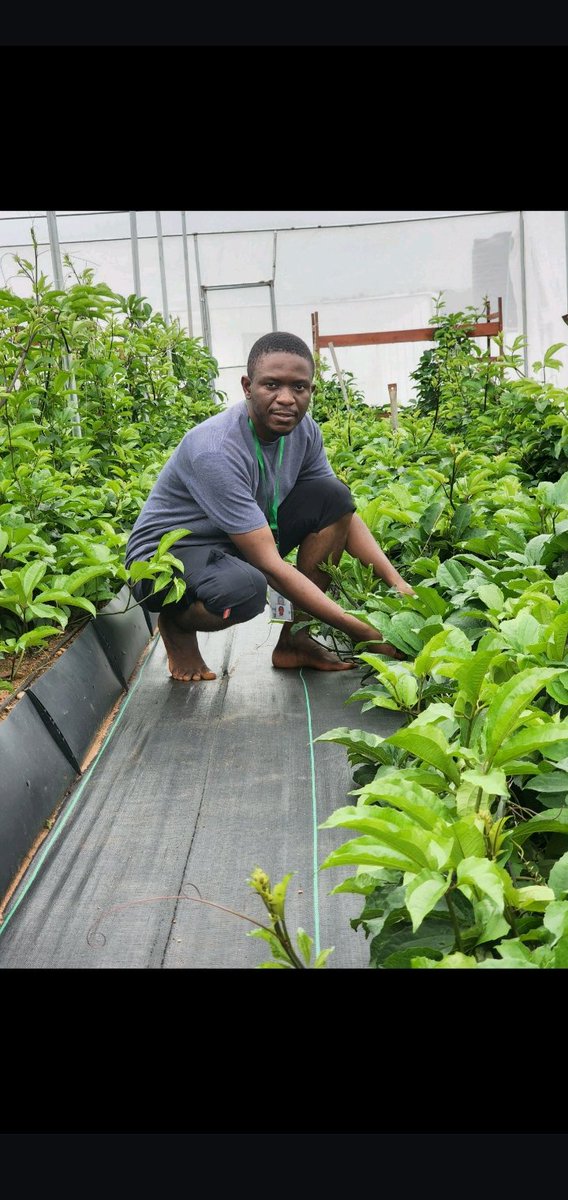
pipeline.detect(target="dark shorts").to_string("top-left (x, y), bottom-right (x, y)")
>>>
top-left (134, 474), bottom-right (355, 622)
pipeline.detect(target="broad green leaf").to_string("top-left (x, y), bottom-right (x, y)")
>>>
top-left (355, 776), bottom-right (450, 824)
top-left (313, 947), bottom-right (334, 968)
top-left (420, 500), bottom-right (445, 537)
top-left (150, 571), bottom-right (173, 593)
top-left (414, 626), bottom-right (471, 676)
top-left (472, 897), bottom-right (510, 945)
top-left (457, 857), bottom-right (506, 909)
top-left (493, 720), bottom-right (568, 766)
top-left (270, 873), bottom-right (293, 918)
top-left (319, 804), bottom-right (414, 838)
top-left (455, 780), bottom-right (483, 816)
top-left (388, 611), bottom-right (426, 653)
top-left (506, 808), bottom-right (568, 845)
top-left (484, 667), bottom-right (562, 764)
top-left (546, 614), bottom-right (568, 662)
top-left (450, 818), bottom-right (486, 861)
top-left (21, 560), bottom-right (47, 601)
top-left (24, 602), bottom-right (68, 626)
top-left (296, 928), bottom-right (313, 966)
top-left (477, 959), bottom-right (538, 968)
top-left (356, 766), bottom-right (449, 794)
top-left (510, 885), bottom-right (555, 912)
top-left (495, 940), bottom-right (535, 964)
top-left (411, 585), bottom-right (448, 615)
top-left (314, 727), bottom-right (387, 762)
top-left (256, 961), bottom-right (293, 968)
top-left (413, 952), bottom-right (478, 968)
top-left (386, 723), bottom-right (460, 784)
top-left (545, 677), bottom-right (568, 705)
top-left (128, 560), bottom-right (159, 582)
top-left (162, 578), bottom-right (187, 604)
top-left (357, 655), bottom-right (417, 690)
top-left (497, 759), bottom-right (540, 776)
top-left (53, 595), bottom-right (96, 617)
top-left (321, 834), bottom-right (427, 874)
top-left (396, 674), bottom-right (419, 708)
top-left (405, 870), bottom-right (449, 932)
top-left (498, 611), bottom-right (545, 651)
top-left (436, 559), bottom-right (469, 592)
top-left (461, 767), bottom-right (509, 796)
top-left (548, 851), bottom-right (568, 898)
top-left (65, 565), bottom-right (113, 594)
top-left (17, 625), bottom-right (61, 649)
top-left (156, 528), bottom-right (191, 555)
top-left (329, 871), bottom-right (388, 896)
top-left (524, 771), bottom-right (568, 794)
top-left (543, 900), bottom-right (568, 942)
top-left (552, 573), bottom-right (568, 604)
top-left (370, 911), bottom-right (454, 967)
top-left (451, 503), bottom-right (474, 540)
top-left (81, 543), bottom-right (113, 564)
top-left (477, 584), bottom-right (504, 610)
top-left (554, 937), bottom-right (568, 967)
top-left (524, 534), bottom-right (551, 565)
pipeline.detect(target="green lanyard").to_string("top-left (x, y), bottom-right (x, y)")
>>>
top-left (248, 418), bottom-right (285, 537)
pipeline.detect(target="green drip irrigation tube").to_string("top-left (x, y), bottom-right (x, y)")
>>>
top-left (299, 668), bottom-right (321, 958)
top-left (1, 641), bottom-right (324, 965)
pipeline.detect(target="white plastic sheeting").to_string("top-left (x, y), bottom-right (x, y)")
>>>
top-left (1, 210), bottom-right (566, 406)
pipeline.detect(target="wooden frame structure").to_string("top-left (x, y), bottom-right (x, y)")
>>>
top-left (311, 298), bottom-right (503, 360)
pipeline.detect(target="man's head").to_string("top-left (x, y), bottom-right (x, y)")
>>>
top-left (242, 331), bottom-right (316, 442)
top-left (246, 331), bottom-right (315, 381)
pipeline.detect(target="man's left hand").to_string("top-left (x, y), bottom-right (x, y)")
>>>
top-left (396, 580), bottom-right (416, 597)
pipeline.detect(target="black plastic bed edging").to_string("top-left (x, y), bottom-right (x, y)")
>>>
top-left (0, 585), bottom-right (154, 905)
top-left (0, 693), bottom-right (77, 900)
top-left (27, 623), bottom-right (125, 773)
top-left (91, 585), bottom-right (154, 687)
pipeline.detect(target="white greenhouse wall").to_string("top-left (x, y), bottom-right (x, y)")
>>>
top-left (0, 211), bottom-right (566, 406)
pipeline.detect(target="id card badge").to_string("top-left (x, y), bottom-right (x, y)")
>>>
top-left (267, 587), bottom-right (294, 622)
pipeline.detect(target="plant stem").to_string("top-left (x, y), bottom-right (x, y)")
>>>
top-left (445, 887), bottom-right (463, 953)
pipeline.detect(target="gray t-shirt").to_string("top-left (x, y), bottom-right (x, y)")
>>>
top-left (125, 400), bottom-right (335, 564)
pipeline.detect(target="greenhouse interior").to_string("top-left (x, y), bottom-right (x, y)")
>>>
top-left (1, 209), bottom-right (568, 970)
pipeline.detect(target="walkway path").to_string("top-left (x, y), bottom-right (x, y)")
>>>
top-left (0, 614), bottom-right (401, 969)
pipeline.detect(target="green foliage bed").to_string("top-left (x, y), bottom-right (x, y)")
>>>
top-left (0, 239), bottom-right (224, 694)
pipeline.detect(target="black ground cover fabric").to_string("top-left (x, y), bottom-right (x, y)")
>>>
top-left (0, 615), bottom-right (402, 969)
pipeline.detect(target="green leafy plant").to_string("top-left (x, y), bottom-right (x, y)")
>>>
top-left (247, 868), bottom-right (333, 968)
top-left (0, 238), bottom-right (225, 688)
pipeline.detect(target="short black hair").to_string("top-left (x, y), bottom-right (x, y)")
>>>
top-left (246, 331), bottom-right (315, 380)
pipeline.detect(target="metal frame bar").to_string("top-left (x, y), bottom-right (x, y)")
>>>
top-left (519, 210), bottom-right (529, 375)
top-left (129, 211), bottom-right (141, 296)
top-left (180, 211), bottom-right (194, 337)
top-left (155, 211), bottom-right (169, 325)
top-left (46, 211), bottom-right (81, 437)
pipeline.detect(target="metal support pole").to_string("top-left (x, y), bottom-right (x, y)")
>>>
top-left (155, 211), bottom-right (170, 324)
top-left (46, 210), bottom-right (64, 289)
top-left (193, 234), bottom-right (215, 399)
top-left (270, 231), bottom-right (278, 331)
top-left (129, 211), bottom-right (142, 297)
top-left (194, 234), bottom-right (209, 346)
top-left (181, 211), bottom-right (194, 337)
top-left (46, 210), bottom-right (81, 437)
top-left (519, 210), bottom-right (529, 376)
top-left (564, 211), bottom-right (568, 321)
top-left (388, 383), bottom-right (399, 431)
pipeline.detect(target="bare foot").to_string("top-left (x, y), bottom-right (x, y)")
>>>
top-left (272, 629), bottom-right (357, 672)
top-left (158, 615), bottom-right (216, 681)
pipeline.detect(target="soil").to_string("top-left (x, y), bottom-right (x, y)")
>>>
top-left (0, 620), bottom-right (90, 721)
